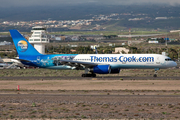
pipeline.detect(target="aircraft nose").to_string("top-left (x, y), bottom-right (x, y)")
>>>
top-left (173, 62), bottom-right (177, 67)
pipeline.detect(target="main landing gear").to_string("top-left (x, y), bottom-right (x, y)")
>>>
top-left (81, 68), bottom-right (96, 77)
top-left (153, 68), bottom-right (159, 77)
top-left (82, 73), bottom-right (96, 77)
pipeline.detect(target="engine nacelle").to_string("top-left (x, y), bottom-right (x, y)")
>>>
top-left (91, 65), bottom-right (110, 74)
top-left (110, 68), bottom-right (120, 74)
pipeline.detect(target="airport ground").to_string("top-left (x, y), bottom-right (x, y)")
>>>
top-left (1, 69), bottom-right (180, 119)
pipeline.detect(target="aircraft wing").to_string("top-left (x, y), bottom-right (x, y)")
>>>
top-left (10, 58), bottom-right (31, 63)
top-left (60, 59), bottom-right (106, 69)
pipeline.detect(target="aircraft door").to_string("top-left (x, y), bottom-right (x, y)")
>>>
top-left (160, 56), bottom-right (166, 66)
top-left (156, 56), bottom-right (160, 64)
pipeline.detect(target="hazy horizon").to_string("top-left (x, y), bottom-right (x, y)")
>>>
top-left (1, 0), bottom-right (180, 8)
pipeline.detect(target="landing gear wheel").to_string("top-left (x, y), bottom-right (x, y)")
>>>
top-left (153, 68), bottom-right (159, 78)
top-left (81, 74), bottom-right (96, 77)
top-left (153, 74), bottom-right (157, 77)
top-left (92, 74), bottom-right (96, 77)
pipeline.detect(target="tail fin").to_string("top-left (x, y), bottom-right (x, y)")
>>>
top-left (9, 30), bottom-right (41, 57)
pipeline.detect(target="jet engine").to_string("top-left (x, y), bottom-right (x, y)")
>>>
top-left (90, 65), bottom-right (110, 74)
top-left (110, 68), bottom-right (120, 74)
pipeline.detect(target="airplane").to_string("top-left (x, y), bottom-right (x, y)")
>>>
top-left (0, 63), bottom-right (8, 68)
top-left (0, 57), bottom-right (7, 68)
top-left (0, 62), bottom-right (12, 68)
top-left (0, 57), bottom-right (3, 63)
top-left (9, 30), bottom-right (177, 77)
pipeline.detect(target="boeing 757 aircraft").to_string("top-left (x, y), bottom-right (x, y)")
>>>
top-left (9, 30), bottom-right (177, 77)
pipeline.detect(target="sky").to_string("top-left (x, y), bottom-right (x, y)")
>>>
top-left (1, 0), bottom-right (180, 7)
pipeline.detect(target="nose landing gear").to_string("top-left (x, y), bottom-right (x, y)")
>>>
top-left (153, 68), bottom-right (159, 77)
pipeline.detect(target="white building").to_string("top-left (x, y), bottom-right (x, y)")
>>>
top-left (115, 47), bottom-right (129, 54)
top-left (0, 41), bottom-right (12, 46)
top-left (71, 36), bottom-right (79, 41)
top-left (55, 37), bottom-right (62, 41)
top-left (29, 26), bottom-right (49, 54)
top-left (155, 17), bottom-right (168, 20)
top-left (0, 57), bottom-right (3, 63)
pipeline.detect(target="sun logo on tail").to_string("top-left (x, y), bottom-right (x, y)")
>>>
top-left (17, 40), bottom-right (28, 52)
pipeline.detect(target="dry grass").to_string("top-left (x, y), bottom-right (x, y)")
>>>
top-left (0, 68), bottom-right (179, 77)
top-left (1, 80), bottom-right (180, 91)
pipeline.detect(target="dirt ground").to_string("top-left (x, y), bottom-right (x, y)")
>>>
top-left (1, 79), bottom-right (180, 119)
top-left (1, 94), bottom-right (180, 119)
top-left (1, 79), bottom-right (180, 91)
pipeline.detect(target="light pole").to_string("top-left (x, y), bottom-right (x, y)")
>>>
top-left (178, 49), bottom-right (179, 61)
top-left (165, 32), bottom-right (167, 46)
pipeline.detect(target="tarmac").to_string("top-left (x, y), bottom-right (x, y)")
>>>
top-left (0, 76), bottom-right (180, 80)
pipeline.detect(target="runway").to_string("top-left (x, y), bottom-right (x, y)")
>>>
top-left (0, 76), bottom-right (180, 80)
top-left (1, 94), bottom-right (180, 97)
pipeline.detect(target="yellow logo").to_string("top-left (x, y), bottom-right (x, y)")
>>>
top-left (17, 40), bottom-right (28, 52)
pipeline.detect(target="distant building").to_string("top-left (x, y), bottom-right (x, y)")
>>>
top-left (70, 45), bottom-right (78, 47)
top-left (114, 47), bottom-right (129, 54)
top-left (170, 30), bottom-right (180, 33)
top-left (90, 45), bottom-right (99, 49)
top-left (55, 37), bottom-right (61, 41)
top-left (0, 57), bottom-right (3, 63)
top-left (62, 25), bottom-right (67, 27)
top-left (71, 36), bottom-right (79, 41)
top-left (60, 36), bottom-right (66, 41)
top-left (148, 41), bottom-right (159, 44)
top-left (86, 37), bottom-right (94, 41)
top-left (122, 43), bottom-right (126, 46)
top-left (155, 17), bottom-right (168, 20)
top-left (70, 49), bottom-right (76, 52)
top-left (0, 35), bottom-right (9, 37)
top-left (0, 41), bottom-right (12, 46)
top-left (128, 18), bottom-right (144, 21)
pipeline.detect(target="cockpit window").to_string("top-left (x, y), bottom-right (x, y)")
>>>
top-left (165, 58), bottom-right (173, 61)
